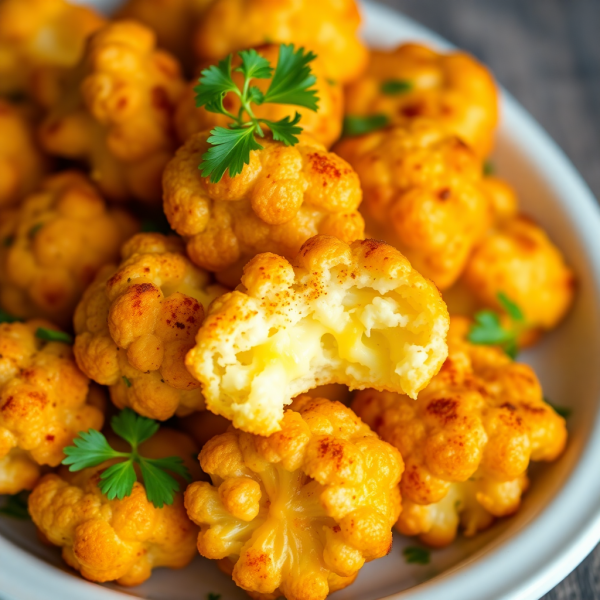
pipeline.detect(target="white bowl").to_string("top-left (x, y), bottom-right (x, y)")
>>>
top-left (2, 2), bottom-right (600, 599)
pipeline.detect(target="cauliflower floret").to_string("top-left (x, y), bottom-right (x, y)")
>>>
top-left (0, 319), bottom-right (104, 494)
top-left (0, 0), bottom-right (104, 98)
top-left (481, 175), bottom-right (518, 225)
top-left (186, 235), bottom-right (449, 435)
top-left (163, 132), bottom-right (364, 286)
top-left (74, 233), bottom-right (227, 421)
top-left (28, 428), bottom-right (200, 585)
top-left (184, 395), bottom-right (403, 600)
top-left (192, 0), bottom-right (368, 84)
top-left (335, 119), bottom-right (492, 289)
top-left (344, 43), bottom-right (498, 157)
top-left (37, 20), bottom-right (185, 204)
top-left (174, 44), bottom-right (344, 148)
top-left (352, 316), bottom-right (567, 547)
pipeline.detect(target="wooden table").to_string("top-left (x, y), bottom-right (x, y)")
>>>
top-left (377, 1), bottom-right (600, 598)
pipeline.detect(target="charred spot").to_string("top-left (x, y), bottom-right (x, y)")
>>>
top-left (426, 398), bottom-right (459, 423)
top-left (520, 402), bottom-right (546, 415)
top-left (307, 152), bottom-right (347, 179)
top-left (175, 322), bottom-right (185, 329)
top-left (333, 525), bottom-right (341, 533)
top-left (144, 267), bottom-right (150, 273)
top-left (131, 282), bottom-right (160, 312)
top-left (361, 238), bottom-right (385, 257)
top-left (46, 434), bottom-right (55, 442)
top-left (500, 402), bottom-right (517, 412)
top-left (438, 187), bottom-right (451, 201)
top-left (151, 86), bottom-right (173, 112)
top-left (318, 438), bottom-right (345, 468)
top-left (400, 103), bottom-right (424, 118)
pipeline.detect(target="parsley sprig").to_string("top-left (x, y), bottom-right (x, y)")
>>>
top-left (0, 492), bottom-right (30, 520)
top-left (196, 44), bottom-right (319, 183)
top-left (403, 546), bottom-right (431, 565)
top-left (62, 409), bottom-right (191, 508)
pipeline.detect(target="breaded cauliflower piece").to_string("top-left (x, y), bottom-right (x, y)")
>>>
top-left (163, 132), bottom-right (364, 285)
top-left (0, 172), bottom-right (137, 328)
top-left (344, 43), bottom-right (499, 157)
top-left (335, 120), bottom-right (492, 289)
top-left (174, 44), bottom-right (344, 148)
top-left (37, 20), bottom-right (185, 204)
top-left (353, 316), bottom-right (567, 547)
top-left (192, 0), bottom-right (368, 84)
top-left (184, 395), bottom-right (403, 600)
top-left (186, 235), bottom-right (449, 435)
top-left (0, 0), bottom-right (104, 98)
top-left (0, 319), bottom-right (104, 494)
top-left (29, 428), bottom-right (199, 585)
top-left (74, 233), bottom-right (227, 421)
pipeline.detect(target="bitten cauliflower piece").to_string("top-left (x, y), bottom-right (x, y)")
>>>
top-left (0, 0), bottom-right (104, 98)
top-left (184, 395), bottom-right (403, 600)
top-left (29, 428), bottom-right (200, 585)
top-left (344, 43), bottom-right (498, 157)
top-left (0, 172), bottom-right (137, 328)
top-left (74, 233), bottom-right (227, 421)
top-left (174, 44), bottom-right (344, 148)
top-left (186, 235), bottom-right (449, 435)
top-left (0, 319), bottom-right (104, 494)
top-left (335, 120), bottom-right (492, 289)
top-left (163, 132), bottom-right (364, 285)
top-left (192, 0), bottom-right (368, 84)
top-left (37, 20), bottom-right (185, 204)
top-left (353, 316), bottom-right (567, 547)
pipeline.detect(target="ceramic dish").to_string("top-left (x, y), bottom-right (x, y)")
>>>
top-left (1, 2), bottom-right (600, 599)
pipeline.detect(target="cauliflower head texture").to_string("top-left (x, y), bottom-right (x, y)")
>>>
top-left (184, 395), bottom-right (403, 600)
top-left (353, 316), bottom-right (567, 547)
top-left (186, 235), bottom-right (449, 435)
top-left (0, 171), bottom-right (137, 328)
top-left (28, 428), bottom-right (200, 585)
top-left (335, 119), bottom-right (492, 289)
top-left (37, 20), bottom-right (185, 204)
top-left (74, 233), bottom-right (226, 421)
top-left (344, 43), bottom-right (498, 157)
top-left (0, 319), bottom-right (104, 494)
top-left (163, 133), bottom-right (364, 285)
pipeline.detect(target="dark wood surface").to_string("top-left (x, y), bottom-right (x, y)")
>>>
top-left (376, 1), bottom-right (600, 598)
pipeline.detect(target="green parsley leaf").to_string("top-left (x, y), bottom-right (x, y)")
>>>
top-left (111, 408), bottom-right (158, 448)
top-left (0, 492), bottom-right (30, 520)
top-left (140, 458), bottom-right (185, 508)
top-left (122, 375), bottom-right (132, 388)
top-left (343, 114), bottom-right (389, 137)
top-left (99, 460), bottom-right (137, 500)
top-left (544, 397), bottom-right (572, 419)
top-left (483, 160), bottom-right (495, 176)
top-left (237, 48), bottom-right (273, 81)
top-left (403, 546), bottom-right (430, 565)
top-left (381, 79), bottom-right (412, 95)
top-left (63, 429), bottom-right (125, 471)
top-left (0, 309), bottom-right (20, 323)
top-left (195, 55), bottom-right (238, 114)
top-left (262, 113), bottom-right (302, 146)
top-left (497, 291), bottom-right (525, 322)
top-left (35, 327), bottom-right (72, 344)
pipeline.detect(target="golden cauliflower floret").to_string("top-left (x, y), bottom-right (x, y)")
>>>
top-left (186, 235), bottom-right (449, 435)
top-left (192, 0), bottom-right (368, 84)
top-left (175, 44), bottom-right (344, 148)
top-left (0, 171), bottom-right (138, 328)
top-left (0, 319), bottom-right (104, 494)
top-left (0, 0), bottom-right (104, 98)
top-left (163, 132), bottom-right (364, 285)
top-left (352, 316), bottom-right (567, 547)
top-left (184, 395), bottom-right (403, 600)
top-left (37, 20), bottom-right (185, 204)
top-left (344, 43), bottom-right (499, 157)
top-left (480, 175), bottom-right (519, 225)
top-left (335, 119), bottom-right (492, 289)
top-left (29, 428), bottom-right (199, 586)
top-left (74, 233), bottom-right (227, 421)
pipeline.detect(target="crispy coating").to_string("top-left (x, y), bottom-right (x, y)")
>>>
top-left (74, 233), bottom-right (227, 421)
top-left (36, 20), bottom-right (185, 204)
top-left (192, 0), bottom-right (368, 84)
top-left (344, 43), bottom-right (499, 157)
top-left (0, 319), bottom-right (104, 494)
top-left (0, 172), bottom-right (138, 328)
top-left (174, 44), bottom-right (344, 148)
top-left (0, 0), bottom-right (104, 98)
top-left (335, 120), bottom-right (492, 289)
top-left (28, 428), bottom-right (199, 585)
top-left (353, 316), bottom-right (567, 547)
top-left (184, 396), bottom-right (403, 600)
top-left (186, 235), bottom-right (449, 435)
top-left (163, 133), bottom-right (364, 285)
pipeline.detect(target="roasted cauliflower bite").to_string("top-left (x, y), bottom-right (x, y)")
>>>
top-left (0, 0), bottom-right (104, 98)
top-left (353, 316), bottom-right (567, 547)
top-left (480, 176), bottom-right (518, 225)
top-left (28, 428), bottom-right (200, 586)
top-left (0, 172), bottom-right (138, 329)
top-left (74, 233), bottom-right (227, 421)
top-left (192, 0), bottom-right (368, 84)
top-left (186, 235), bottom-right (449, 435)
top-left (175, 44), bottom-right (344, 148)
top-left (36, 20), bottom-right (185, 204)
top-left (335, 120), bottom-right (492, 290)
top-left (0, 319), bottom-right (104, 495)
top-left (344, 43), bottom-right (499, 157)
top-left (163, 132), bottom-right (364, 284)
top-left (184, 395), bottom-right (403, 600)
